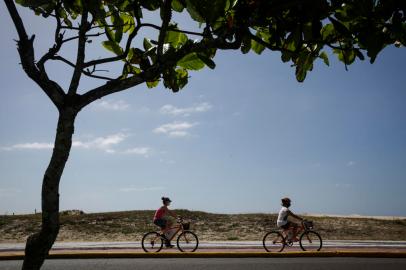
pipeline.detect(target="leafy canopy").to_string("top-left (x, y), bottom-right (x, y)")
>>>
top-left (16, 0), bottom-right (406, 89)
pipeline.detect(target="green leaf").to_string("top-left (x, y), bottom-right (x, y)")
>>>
top-left (102, 40), bottom-right (123, 55)
top-left (172, 0), bottom-right (185, 12)
top-left (334, 49), bottom-right (356, 65)
top-left (251, 39), bottom-right (265, 54)
top-left (177, 53), bottom-right (205, 70)
top-left (281, 51), bottom-right (292, 63)
top-left (143, 38), bottom-right (154, 51)
top-left (165, 30), bottom-right (188, 48)
top-left (186, 0), bottom-right (228, 23)
top-left (175, 68), bottom-right (189, 89)
top-left (121, 13), bottom-right (135, 33)
top-left (251, 32), bottom-right (266, 55)
top-left (319, 51), bottom-right (330, 66)
top-left (329, 17), bottom-right (352, 38)
top-left (197, 54), bottom-right (216, 69)
top-left (185, 0), bottom-right (205, 23)
top-left (140, 0), bottom-right (161, 11)
top-left (111, 12), bottom-right (124, 42)
top-left (241, 36), bottom-right (252, 54)
top-left (355, 49), bottom-right (365, 61)
top-left (295, 53), bottom-right (314, 82)
top-left (146, 80), bottom-right (160, 88)
top-left (321, 24), bottom-right (335, 40)
top-left (127, 48), bottom-right (144, 64)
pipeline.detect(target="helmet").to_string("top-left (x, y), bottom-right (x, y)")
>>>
top-left (162, 197), bottom-right (172, 203)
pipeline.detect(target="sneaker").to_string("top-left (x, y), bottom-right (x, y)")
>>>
top-left (165, 242), bottom-right (174, 248)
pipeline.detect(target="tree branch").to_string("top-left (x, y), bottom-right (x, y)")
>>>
top-left (4, 0), bottom-right (65, 108)
top-left (37, 6), bottom-right (63, 72)
top-left (79, 72), bottom-right (150, 108)
top-left (157, 0), bottom-right (172, 60)
top-left (249, 32), bottom-right (295, 54)
top-left (61, 32), bottom-right (105, 44)
top-left (141, 23), bottom-right (204, 37)
top-left (83, 23), bottom-right (140, 68)
top-left (78, 22), bottom-right (246, 109)
top-left (68, 10), bottom-right (89, 95)
top-left (52, 56), bottom-right (116, 81)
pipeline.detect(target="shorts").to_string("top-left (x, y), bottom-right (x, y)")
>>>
top-left (280, 221), bottom-right (298, 230)
top-left (154, 218), bottom-right (167, 229)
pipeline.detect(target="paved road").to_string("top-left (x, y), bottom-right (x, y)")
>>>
top-left (2, 241), bottom-right (406, 252)
top-left (1, 258), bottom-right (406, 270)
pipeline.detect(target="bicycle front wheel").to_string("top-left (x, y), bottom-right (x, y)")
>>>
top-left (177, 231), bottom-right (199, 252)
top-left (262, 231), bottom-right (285, 252)
top-left (141, 232), bottom-right (163, 252)
top-left (299, 230), bottom-right (322, 251)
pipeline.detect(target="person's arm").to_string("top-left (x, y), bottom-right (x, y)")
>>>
top-left (167, 208), bottom-right (177, 218)
top-left (287, 210), bottom-right (303, 221)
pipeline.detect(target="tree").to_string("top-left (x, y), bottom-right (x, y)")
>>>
top-left (3, 0), bottom-right (405, 269)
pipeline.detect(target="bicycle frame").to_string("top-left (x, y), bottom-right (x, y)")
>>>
top-left (280, 221), bottom-right (311, 244)
top-left (153, 219), bottom-right (187, 242)
top-left (164, 222), bottom-right (184, 242)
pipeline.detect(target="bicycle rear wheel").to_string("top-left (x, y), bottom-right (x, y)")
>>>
top-left (177, 231), bottom-right (199, 252)
top-left (299, 230), bottom-right (322, 251)
top-left (262, 231), bottom-right (285, 252)
top-left (141, 231), bottom-right (163, 252)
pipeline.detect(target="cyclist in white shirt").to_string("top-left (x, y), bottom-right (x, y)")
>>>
top-left (277, 197), bottom-right (303, 241)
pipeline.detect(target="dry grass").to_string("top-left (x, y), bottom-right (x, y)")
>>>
top-left (1, 210), bottom-right (405, 243)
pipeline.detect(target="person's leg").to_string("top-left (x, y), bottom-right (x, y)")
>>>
top-left (291, 222), bottom-right (300, 241)
top-left (281, 223), bottom-right (292, 239)
top-left (160, 219), bottom-right (175, 247)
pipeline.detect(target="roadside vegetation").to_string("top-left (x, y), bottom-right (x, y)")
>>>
top-left (1, 210), bottom-right (405, 243)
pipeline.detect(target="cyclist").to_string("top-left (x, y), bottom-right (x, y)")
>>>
top-left (277, 197), bottom-right (304, 241)
top-left (153, 197), bottom-right (177, 248)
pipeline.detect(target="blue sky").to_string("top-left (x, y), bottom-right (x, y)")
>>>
top-left (1, 4), bottom-right (406, 216)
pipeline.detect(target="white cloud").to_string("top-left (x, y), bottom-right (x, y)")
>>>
top-left (73, 133), bottom-right (127, 152)
top-left (159, 102), bottom-right (212, 116)
top-left (2, 133), bottom-right (128, 153)
top-left (1, 133), bottom-right (155, 156)
top-left (153, 121), bottom-right (197, 137)
top-left (168, 131), bottom-right (189, 137)
top-left (92, 100), bottom-right (130, 111)
top-left (2, 142), bottom-right (54, 151)
top-left (119, 186), bottom-right (164, 192)
top-left (123, 147), bottom-right (151, 157)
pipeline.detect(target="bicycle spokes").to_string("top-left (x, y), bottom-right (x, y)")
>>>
top-left (142, 232), bottom-right (163, 252)
top-left (177, 231), bottom-right (199, 252)
top-left (299, 231), bottom-right (322, 251)
top-left (263, 231), bottom-right (285, 252)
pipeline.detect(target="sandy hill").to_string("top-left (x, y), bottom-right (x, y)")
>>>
top-left (1, 210), bottom-right (405, 243)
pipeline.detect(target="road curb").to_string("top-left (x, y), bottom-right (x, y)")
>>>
top-left (1, 251), bottom-right (406, 260)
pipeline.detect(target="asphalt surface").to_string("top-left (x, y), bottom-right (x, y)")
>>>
top-left (2, 240), bottom-right (406, 252)
top-left (1, 258), bottom-right (406, 270)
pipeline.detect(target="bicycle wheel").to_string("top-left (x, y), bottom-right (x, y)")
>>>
top-left (141, 232), bottom-right (163, 252)
top-left (177, 231), bottom-right (199, 252)
top-left (299, 230), bottom-right (322, 251)
top-left (262, 231), bottom-right (285, 252)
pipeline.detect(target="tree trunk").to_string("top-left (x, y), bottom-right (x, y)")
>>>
top-left (22, 109), bottom-right (77, 270)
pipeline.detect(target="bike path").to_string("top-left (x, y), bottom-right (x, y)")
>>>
top-left (1, 241), bottom-right (406, 260)
top-left (2, 240), bottom-right (406, 252)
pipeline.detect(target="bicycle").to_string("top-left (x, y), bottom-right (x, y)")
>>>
top-left (141, 217), bottom-right (199, 252)
top-left (262, 220), bottom-right (322, 252)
